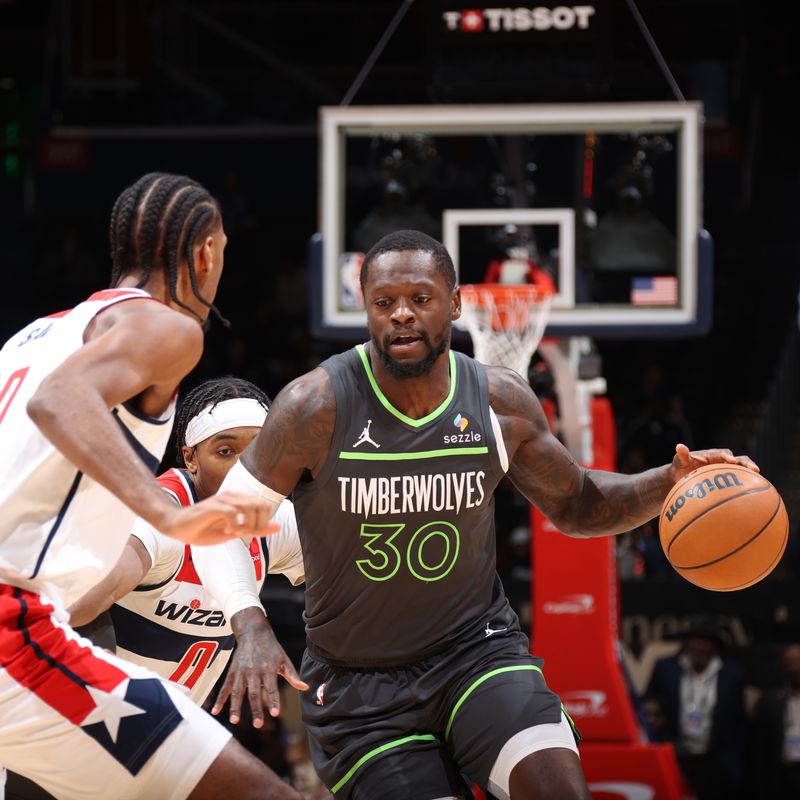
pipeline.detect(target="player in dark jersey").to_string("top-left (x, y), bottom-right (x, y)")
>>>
top-left (206, 229), bottom-right (757, 800)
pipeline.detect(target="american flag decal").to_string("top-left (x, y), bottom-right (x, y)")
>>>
top-left (630, 276), bottom-right (678, 306)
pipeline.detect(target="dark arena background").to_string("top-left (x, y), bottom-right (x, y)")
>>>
top-left (1, 2), bottom-right (799, 799)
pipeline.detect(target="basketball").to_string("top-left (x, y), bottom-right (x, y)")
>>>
top-left (658, 464), bottom-right (789, 591)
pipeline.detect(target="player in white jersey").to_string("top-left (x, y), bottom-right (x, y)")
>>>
top-left (69, 377), bottom-right (307, 725)
top-left (0, 172), bottom-right (300, 800)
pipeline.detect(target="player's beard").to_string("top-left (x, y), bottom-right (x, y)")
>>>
top-left (375, 321), bottom-right (450, 379)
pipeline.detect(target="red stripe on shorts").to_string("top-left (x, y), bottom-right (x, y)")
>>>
top-left (0, 585), bottom-right (128, 724)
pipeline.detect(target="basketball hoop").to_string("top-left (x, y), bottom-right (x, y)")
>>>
top-left (455, 284), bottom-right (553, 381)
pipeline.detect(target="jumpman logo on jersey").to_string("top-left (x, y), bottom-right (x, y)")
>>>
top-left (353, 419), bottom-right (380, 448)
top-left (485, 622), bottom-right (508, 637)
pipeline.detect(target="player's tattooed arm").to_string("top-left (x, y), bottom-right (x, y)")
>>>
top-left (240, 367), bottom-right (336, 495)
top-left (488, 366), bottom-right (675, 537)
top-left (568, 446), bottom-right (756, 534)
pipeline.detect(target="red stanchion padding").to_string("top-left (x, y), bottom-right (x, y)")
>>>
top-left (580, 743), bottom-right (686, 799)
top-left (531, 508), bottom-right (640, 742)
top-left (591, 396), bottom-right (616, 472)
top-left (531, 396), bottom-right (638, 741)
top-left (529, 397), bottom-right (685, 794)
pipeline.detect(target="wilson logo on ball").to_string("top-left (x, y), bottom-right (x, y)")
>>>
top-left (664, 471), bottom-right (743, 523)
top-left (659, 463), bottom-right (788, 592)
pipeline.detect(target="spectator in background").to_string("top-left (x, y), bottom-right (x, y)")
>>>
top-left (640, 692), bottom-right (670, 743)
top-left (646, 614), bottom-right (747, 800)
top-left (751, 642), bottom-right (800, 798)
top-left (616, 444), bottom-right (672, 580)
top-left (615, 367), bottom-right (692, 580)
top-left (618, 365), bottom-right (694, 470)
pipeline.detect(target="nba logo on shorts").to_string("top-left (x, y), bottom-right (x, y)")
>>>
top-left (339, 252), bottom-right (364, 310)
top-left (315, 682), bottom-right (328, 706)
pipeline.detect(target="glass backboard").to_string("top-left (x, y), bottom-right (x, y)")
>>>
top-left (311, 102), bottom-right (711, 340)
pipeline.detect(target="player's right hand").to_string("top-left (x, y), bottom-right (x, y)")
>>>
top-left (670, 443), bottom-right (760, 484)
top-left (212, 608), bottom-right (309, 727)
top-left (157, 491), bottom-right (280, 545)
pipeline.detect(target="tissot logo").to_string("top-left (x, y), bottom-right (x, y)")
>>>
top-left (442, 6), bottom-right (596, 33)
top-left (461, 9), bottom-right (484, 31)
top-left (587, 783), bottom-right (655, 800)
top-left (561, 690), bottom-right (609, 718)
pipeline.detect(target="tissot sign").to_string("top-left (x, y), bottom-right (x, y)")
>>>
top-left (442, 6), bottom-right (597, 33)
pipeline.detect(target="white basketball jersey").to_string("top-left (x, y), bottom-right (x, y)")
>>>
top-left (0, 288), bottom-right (176, 612)
top-left (112, 468), bottom-right (303, 705)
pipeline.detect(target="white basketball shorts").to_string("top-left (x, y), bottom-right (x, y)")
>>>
top-left (0, 584), bottom-right (231, 800)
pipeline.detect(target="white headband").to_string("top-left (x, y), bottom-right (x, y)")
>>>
top-left (184, 398), bottom-right (267, 447)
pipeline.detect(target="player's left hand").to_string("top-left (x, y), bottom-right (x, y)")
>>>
top-left (670, 443), bottom-right (759, 484)
top-left (211, 608), bottom-right (309, 728)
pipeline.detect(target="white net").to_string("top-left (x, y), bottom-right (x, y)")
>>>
top-left (455, 284), bottom-right (553, 382)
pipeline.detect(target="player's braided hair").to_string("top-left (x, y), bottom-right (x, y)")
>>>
top-left (173, 377), bottom-right (271, 466)
top-left (108, 172), bottom-right (228, 324)
top-left (360, 229), bottom-right (457, 292)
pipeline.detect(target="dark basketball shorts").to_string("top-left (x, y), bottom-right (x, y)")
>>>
top-left (300, 629), bottom-right (579, 799)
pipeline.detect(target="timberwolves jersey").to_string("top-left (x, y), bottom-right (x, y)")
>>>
top-left (293, 344), bottom-right (513, 667)
top-left (0, 289), bottom-right (174, 611)
top-left (112, 468), bottom-right (304, 704)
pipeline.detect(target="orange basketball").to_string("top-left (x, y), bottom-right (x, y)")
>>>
top-left (658, 463), bottom-right (789, 591)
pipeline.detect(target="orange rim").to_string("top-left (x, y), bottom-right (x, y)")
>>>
top-left (458, 283), bottom-right (552, 332)
top-left (459, 283), bottom-right (552, 303)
